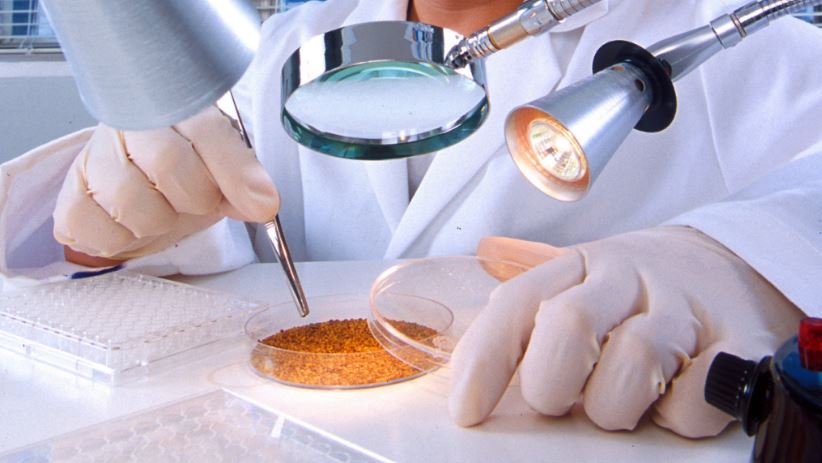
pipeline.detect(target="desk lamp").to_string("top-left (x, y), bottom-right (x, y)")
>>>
top-left (505, 0), bottom-right (822, 201)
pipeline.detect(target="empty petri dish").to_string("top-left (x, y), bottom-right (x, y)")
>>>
top-left (245, 294), bottom-right (439, 389)
top-left (368, 257), bottom-right (529, 371)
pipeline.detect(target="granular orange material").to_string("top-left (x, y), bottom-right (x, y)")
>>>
top-left (250, 318), bottom-right (436, 388)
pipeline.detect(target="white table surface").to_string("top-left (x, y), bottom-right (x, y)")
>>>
top-left (0, 261), bottom-right (753, 462)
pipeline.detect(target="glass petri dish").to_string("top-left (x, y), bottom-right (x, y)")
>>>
top-left (368, 257), bottom-right (529, 371)
top-left (245, 294), bottom-right (440, 389)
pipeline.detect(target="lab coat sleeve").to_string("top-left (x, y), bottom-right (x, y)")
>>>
top-left (0, 128), bottom-right (257, 284)
top-left (666, 18), bottom-right (822, 316)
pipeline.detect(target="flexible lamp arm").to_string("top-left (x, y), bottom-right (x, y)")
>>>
top-left (649, 0), bottom-right (820, 82)
top-left (590, 0), bottom-right (822, 135)
top-left (447, 0), bottom-right (602, 68)
top-left (503, 0), bottom-right (822, 202)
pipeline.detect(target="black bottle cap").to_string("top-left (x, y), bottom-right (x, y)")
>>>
top-left (705, 353), bottom-right (757, 417)
top-left (705, 352), bottom-right (772, 436)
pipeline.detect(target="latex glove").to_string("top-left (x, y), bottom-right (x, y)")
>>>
top-left (449, 226), bottom-right (803, 438)
top-left (53, 106), bottom-right (279, 260)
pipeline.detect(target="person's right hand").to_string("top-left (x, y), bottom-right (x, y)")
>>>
top-left (449, 227), bottom-right (803, 438)
top-left (53, 106), bottom-right (279, 261)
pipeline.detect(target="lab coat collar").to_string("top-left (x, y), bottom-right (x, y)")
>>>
top-left (365, 160), bottom-right (410, 233)
top-left (346, 0), bottom-right (414, 233)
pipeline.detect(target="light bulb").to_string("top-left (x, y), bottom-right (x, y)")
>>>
top-left (506, 108), bottom-right (590, 201)
top-left (526, 119), bottom-right (586, 182)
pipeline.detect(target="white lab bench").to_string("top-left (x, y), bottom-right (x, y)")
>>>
top-left (0, 261), bottom-right (753, 462)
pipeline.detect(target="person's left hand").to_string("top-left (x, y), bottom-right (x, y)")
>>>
top-left (52, 105), bottom-right (279, 261)
top-left (449, 226), bottom-right (803, 438)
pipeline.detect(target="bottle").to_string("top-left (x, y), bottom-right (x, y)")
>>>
top-left (705, 317), bottom-right (822, 463)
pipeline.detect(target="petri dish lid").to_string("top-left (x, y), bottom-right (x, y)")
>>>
top-left (368, 256), bottom-right (529, 371)
top-left (281, 21), bottom-right (489, 160)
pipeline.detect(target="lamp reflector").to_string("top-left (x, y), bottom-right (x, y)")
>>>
top-left (506, 62), bottom-right (653, 201)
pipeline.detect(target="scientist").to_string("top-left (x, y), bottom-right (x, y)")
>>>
top-left (1, 0), bottom-right (821, 439)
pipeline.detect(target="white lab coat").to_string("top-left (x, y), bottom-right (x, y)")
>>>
top-left (1, 0), bottom-right (820, 315)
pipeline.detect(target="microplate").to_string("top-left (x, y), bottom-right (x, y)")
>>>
top-left (0, 390), bottom-right (389, 463)
top-left (0, 271), bottom-right (266, 384)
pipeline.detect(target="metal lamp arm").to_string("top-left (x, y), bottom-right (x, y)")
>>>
top-left (649, 0), bottom-right (821, 82)
top-left (446, 0), bottom-right (602, 68)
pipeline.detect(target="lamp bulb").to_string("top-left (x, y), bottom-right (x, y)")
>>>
top-left (526, 120), bottom-right (586, 182)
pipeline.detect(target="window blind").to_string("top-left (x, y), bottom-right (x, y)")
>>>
top-left (0, 0), bottom-right (314, 55)
top-left (1, 2), bottom-right (820, 55)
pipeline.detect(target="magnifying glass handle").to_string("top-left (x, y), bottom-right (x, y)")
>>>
top-left (219, 91), bottom-right (311, 317)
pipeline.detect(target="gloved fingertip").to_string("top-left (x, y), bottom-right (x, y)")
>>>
top-left (448, 347), bottom-right (503, 427)
top-left (229, 167), bottom-right (280, 222)
top-left (256, 181), bottom-right (281, 218)
top-left (222, 185), bottom-right (280, 223)
top-left (52, 228), bottom-right (74, 247)
top-left (585, 406), bottom-right (642, 432)
top-left (650, 409), bottom-right (731, 439)
top-left (448, 391), bottom-right (488, 427)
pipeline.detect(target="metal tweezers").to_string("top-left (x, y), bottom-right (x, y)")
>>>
top-left (219, 92), bottom-right (310, 317)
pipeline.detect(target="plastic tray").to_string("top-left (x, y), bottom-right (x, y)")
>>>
top-left (0, 271), bottom-right (266, 384)
top-left (1, 390), bottom-right (389, 463)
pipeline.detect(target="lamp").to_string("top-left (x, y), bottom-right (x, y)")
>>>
top-left (506, 0), bottom-right (821, 201)
top-left (40, 0), bottom-right (260, 130)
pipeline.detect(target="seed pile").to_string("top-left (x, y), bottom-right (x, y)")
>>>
top-left (250, 318), bottom-right (437, 388)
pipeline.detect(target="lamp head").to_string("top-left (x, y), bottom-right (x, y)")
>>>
top-left (506, 41), bottom-right (676, 201)
top-left (41, 0), bottom-right (260, 129)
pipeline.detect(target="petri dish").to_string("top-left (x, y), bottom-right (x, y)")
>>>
top-left (281, 21), bottom-right (489, 160)
top-left (245, 294), bottom-right (440, 389)
top-left (368, 257), bottom-right (529, 371)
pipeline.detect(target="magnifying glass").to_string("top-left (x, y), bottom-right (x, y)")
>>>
top-left (281, 21), bottom-right (488, 160)
top-left (281, 0), bottom-right (602, 160)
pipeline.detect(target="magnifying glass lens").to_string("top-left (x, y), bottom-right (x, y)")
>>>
top-left (284, 61), bottom-right (486, 147)
top-left (281, 22), bottom-right (490, 160)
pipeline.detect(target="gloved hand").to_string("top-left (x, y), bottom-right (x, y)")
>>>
top-left (449, 226), bottom-right (803, 438)
top-left (53, 106), bottom-right (279, 260)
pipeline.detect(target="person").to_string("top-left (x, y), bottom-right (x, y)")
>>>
top-left (1, 0), bottom-right (821, 439)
